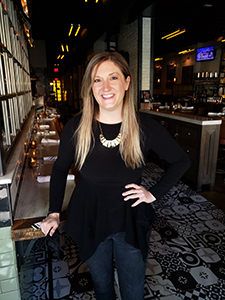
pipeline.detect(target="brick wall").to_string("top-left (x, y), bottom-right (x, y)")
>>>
top-left (118, 12), bottom-right (139, 107)
top-left (93, 33), bottom-right (107, 55)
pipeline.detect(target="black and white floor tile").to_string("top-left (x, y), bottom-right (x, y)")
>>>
top-left (19, 162), bottom-right (225, 299)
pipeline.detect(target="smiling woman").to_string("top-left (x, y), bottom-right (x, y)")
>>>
top-left (40, 51), bottom-right (191, 300)
top-left (76, 51), bottom-right (144, 170)
top-left (92, 60), bottom-right (130, 123)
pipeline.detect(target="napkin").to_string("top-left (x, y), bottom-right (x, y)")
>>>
top-left (49, 131), bottom-right (56, 135)
top-left (37, 175), bottom-right (51, 183)
top-left (41, 138), bottom-right (60, 144)
top-left (49, 114), bottom-right (60, 118)
top-left (42, 118), bottom-right (54, 121)
top-left (181, 106), bottom-right (194, 110)
top-left (208, 112), bottom-right (224, 116)
top-left (39, 125), bottom-right (50, 129)
top-left (37, 174), bottom-right (75, 183)
top-left (159, 106), bottom-right (170, 109)
top-left (43, 156), bottom-right (58, 161)
top-left (38, 131), bottom-right (56, 136)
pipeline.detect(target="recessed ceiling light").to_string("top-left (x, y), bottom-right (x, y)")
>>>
top-left (203, 4), bottom-right (213, 7)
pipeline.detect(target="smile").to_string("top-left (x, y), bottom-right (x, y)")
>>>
top-left (102, 94), bottom-right (114, 99)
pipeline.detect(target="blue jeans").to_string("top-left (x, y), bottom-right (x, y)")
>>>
top-left (86, 232), bottom-right (147, 300)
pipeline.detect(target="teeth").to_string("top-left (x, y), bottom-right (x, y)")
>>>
top-left (102, 94), bottom-right (113, 98)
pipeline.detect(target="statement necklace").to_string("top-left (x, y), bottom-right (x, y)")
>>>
top-left (98, 122), bottom-right (121, 148)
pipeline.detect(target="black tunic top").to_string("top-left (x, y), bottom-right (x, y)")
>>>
top-left (49, 112), bottom-right (191, 261)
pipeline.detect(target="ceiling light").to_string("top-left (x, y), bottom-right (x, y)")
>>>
top-left (61, 55), bottom-right (64, 59)
top-left (68, 24), bottom-right (73, 36)
top-left (166, 29), bottom-right (186, 40)
top-left (161, 29), bottom-right (186, 40)
top-left (217, 36), bottom-right (223, 42)
top-left (178, 48), bottom-right (195, 54)
top-left (61, 44), bottom-right (65, 52)
top-left (161, 30), bottom-right (180, 40)
top-left (154, 58), bottom-right (163, 61)
top-left (75, 24), bottom-right (81, 36)
top-left (57, 55), bottom-right (61, 59)
top-left (203, 4), bottom-right (213, 7)
top-left (66, 45), bottom-right (69, 52)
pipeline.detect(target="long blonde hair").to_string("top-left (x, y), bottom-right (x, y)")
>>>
top-left (75, 51), bottom-right (144, 169)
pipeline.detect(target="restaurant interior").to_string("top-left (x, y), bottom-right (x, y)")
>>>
top-left (0, 0), bottom-right (225, 299)
top-left (29, 0), bottom-right (225, 107)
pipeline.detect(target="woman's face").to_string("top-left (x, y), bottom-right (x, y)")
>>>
top-left (92, 60), bottom-right (130, 117)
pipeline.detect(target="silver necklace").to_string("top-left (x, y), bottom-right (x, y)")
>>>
top-left (98, 122), bottom-right (121, 148)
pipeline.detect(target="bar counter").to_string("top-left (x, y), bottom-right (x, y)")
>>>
top-left (140, 108), bottom-right (222, 191)
top-left (140, 108), bottom-right (223, 125)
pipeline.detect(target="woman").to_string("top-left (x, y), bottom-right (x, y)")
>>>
top-left (41, 51), bottom-right (190, 300)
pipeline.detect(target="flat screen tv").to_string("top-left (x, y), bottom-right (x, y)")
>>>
top-left (196, 46), bottom-right (215, 62)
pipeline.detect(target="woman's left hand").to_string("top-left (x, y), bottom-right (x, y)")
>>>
top-left (122, 183), bottom-right (156, 207)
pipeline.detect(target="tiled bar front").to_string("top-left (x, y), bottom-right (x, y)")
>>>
top-left (0, 225), bottom-right (20, 300)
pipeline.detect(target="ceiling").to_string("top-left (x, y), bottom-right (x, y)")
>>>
top-left (26, 0), bottom-right (225, 68)
top-left (28, 0), bottom-right (136, 66)
top-left (151, 0), bottom-right (225, 57)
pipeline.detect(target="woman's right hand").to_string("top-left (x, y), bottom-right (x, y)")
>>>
top-left (40, 212), bottom-right (60, 237)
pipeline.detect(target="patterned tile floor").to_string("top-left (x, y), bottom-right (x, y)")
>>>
top-left (19, 162), bottom-right (225, 299)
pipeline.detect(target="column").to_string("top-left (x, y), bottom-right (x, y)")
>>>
top-left (138, 17), bottom-right (154, 108)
